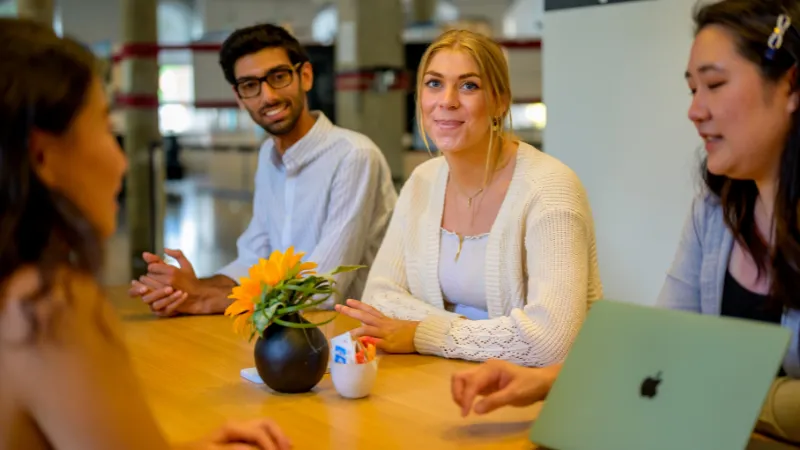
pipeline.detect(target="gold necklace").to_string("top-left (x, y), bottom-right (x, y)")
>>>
top-left (449, 147), bottom-right (513, 261)
top-left (462, 187), bottom-right (484, 208)
top-left (449, 150), bottom-right (511, 208)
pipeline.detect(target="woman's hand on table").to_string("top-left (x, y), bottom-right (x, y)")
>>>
top-left (451, 359), bottom-right (562, 417)
top-left (335, 299), bottom-right (419, 354)
top-left (183, 419), bottom-right (292, 450)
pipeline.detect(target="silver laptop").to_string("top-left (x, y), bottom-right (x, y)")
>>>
top-left (529, 300), bottom-right (792, 450)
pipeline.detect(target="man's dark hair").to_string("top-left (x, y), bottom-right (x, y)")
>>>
top-left (219, 23), bottom-right (310, 85)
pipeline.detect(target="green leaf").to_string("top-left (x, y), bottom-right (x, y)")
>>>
top-left (327, 265), bottom-right (366, 276)
top-left (253, 310), bottom-right (270, 332)
top-left (274, 314), bottom-right (337, 329)
top-left (277, 294), bottom-right (332, 314)
top-left (262, 302), bottom-right (282, 321)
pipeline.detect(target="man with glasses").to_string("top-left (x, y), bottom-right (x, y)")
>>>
top-left (128, 23), bottom-right (398, 316)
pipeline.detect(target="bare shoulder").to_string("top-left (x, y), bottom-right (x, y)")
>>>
top-left (0, 266), bottom-right (111, 344)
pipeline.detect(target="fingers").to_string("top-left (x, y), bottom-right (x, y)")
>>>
top-left (146, 273), bottom-right (175, 286)
top-left (217, 420), bottom-right (288, 450)
top-left (217, 444), bottom-right (258, 450)
top-left (148, 289), bottom-right (183, 310)
top-left (334, 304), bottom-right (382, 326)
top-left (141, 285), bottom-right (175, 304)
top-left (457, 365), bottom-right (501, 417)
top-left (164, 248), bottom-right (194, 270)
top-left (128, 280), bottom-right (149, 297)
top-left (473, 383), bottom-right (519, 415)
top-left (163, 292), bottom-right (188, 316)
top-left (259, 419), bottom-right (292, 450)
top-left (142, 252), bottom-right (164, 264)
top-left (147, 262), bottom-right (177, 276)
top-left (344, 299), bottom-right (385, 318)
top-left (451, 371), bottom-right (468, 415)
top-left (138, 275), bottom-right (167, 291)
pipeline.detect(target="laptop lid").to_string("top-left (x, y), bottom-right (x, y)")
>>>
top-left (529, 300), bottom-right (792, 450)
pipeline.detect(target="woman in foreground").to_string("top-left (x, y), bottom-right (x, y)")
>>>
top-left (0, 19), bottom-right (290, 450)
top-left (452, 0), bottom-right (800, 443)
top-left (337, 29), bottom-right (602, 367)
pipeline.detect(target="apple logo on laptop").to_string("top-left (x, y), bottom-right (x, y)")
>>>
top-left (640, 371), bottom-right (662, 399)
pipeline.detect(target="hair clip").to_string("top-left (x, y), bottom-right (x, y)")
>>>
top-left (766, 14), bottom-right (792, 61)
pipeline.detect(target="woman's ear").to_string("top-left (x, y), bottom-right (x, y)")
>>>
top-left (28, 129), bottom-right (58, 187)
top-left (789, 91), bottom-right (799, 114)
top-left (785, 66), bottom-right (799, 114)
top-left (493, 93), bottom-right (511, 120)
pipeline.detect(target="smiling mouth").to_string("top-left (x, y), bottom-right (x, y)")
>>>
top-left (262, 103), bottom-right (288, 118)
top-left (435, 120), bottom-right (464, 129)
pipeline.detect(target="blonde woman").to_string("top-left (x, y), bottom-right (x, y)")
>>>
top-left (336, 30), bottom-right (602, 367)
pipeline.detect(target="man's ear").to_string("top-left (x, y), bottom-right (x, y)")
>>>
top-left (300, 61), bottom-right (314, 93)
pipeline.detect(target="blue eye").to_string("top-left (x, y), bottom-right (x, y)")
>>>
top-left (424, 79), bottom-right (442, 88)
top-left (461, 81), bottom-right (479, 91)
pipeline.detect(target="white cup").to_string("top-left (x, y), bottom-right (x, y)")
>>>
top-left (330, 359), bottom-right (379, 399)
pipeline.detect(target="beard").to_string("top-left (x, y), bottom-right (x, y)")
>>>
top-left (248, 90), bottom-right (305, 136)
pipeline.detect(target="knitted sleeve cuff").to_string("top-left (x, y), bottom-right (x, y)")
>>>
top-left (414, 314), bottom-right (457, 356)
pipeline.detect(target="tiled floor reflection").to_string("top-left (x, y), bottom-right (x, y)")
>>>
top-left (103, 178), bottom-right (253, 286)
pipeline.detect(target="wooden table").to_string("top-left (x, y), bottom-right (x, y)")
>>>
top-left (109, 288), bottom-right (541, 449)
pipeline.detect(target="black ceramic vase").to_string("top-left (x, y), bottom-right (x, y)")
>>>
top-left (253, 313), bottom-right (329, 394)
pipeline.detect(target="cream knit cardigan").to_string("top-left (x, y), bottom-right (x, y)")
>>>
top-left (362, 143), bottom-right (603, 367)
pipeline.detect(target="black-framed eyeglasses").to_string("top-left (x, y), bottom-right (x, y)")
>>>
top-left (235, 62), bottom-right (303, 98)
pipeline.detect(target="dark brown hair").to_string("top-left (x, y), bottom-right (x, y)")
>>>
top-left (0, 18), bottom-right (103, 338)
top-left (218, 23), bottom-right (310, 86)
top-left (694, 0), bottom-right (800, 310)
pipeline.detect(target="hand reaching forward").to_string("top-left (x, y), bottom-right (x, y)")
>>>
top-left (451, 359), bottom-right (562, 417)
top-left (182, 419), bottom-right (292, 450)
top-left (334, 299), bottom-right (419, 354)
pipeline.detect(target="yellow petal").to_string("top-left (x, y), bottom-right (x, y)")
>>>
top-left (224, 299), bottom-right (254, 317)
top-left (262, 259), bottom-right (283, 286)
top-left (268, 249), bottom-right (283, 265)
top-left (233, 312), bottom-right (252, 337)
top-left (295, 261), bottom-right (318, 277)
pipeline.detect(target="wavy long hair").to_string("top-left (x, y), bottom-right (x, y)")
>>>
top-left (0, 19), bottom-right (104, 338)
top-left (694, 0), bottom-right (800, 310)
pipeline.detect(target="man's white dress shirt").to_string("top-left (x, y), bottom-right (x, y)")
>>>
top-left (218, 111), bottom-right (398, 304)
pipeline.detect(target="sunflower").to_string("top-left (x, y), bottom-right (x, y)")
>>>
top-left (224, 247), bottom-right (362, 341)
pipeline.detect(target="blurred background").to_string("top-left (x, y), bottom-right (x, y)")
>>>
top-left (4, 0), bottom-right (702, 308)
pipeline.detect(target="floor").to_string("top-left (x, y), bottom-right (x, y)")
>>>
top-left (103, 177), bottom-right (253, 287)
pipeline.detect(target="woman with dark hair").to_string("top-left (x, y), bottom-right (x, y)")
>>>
top-left (452, 0), bottom-right (800, 442)
top-left (0, 19), bottom-right (291, 450)
top-left (658, 0), bottom-right (800, 441)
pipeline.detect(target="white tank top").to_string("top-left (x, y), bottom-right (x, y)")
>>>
top-left (439, 228), bottom-right (489, 320)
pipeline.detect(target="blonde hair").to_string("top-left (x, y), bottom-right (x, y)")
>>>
top-left (415, 29), bottom-right (514, 185)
